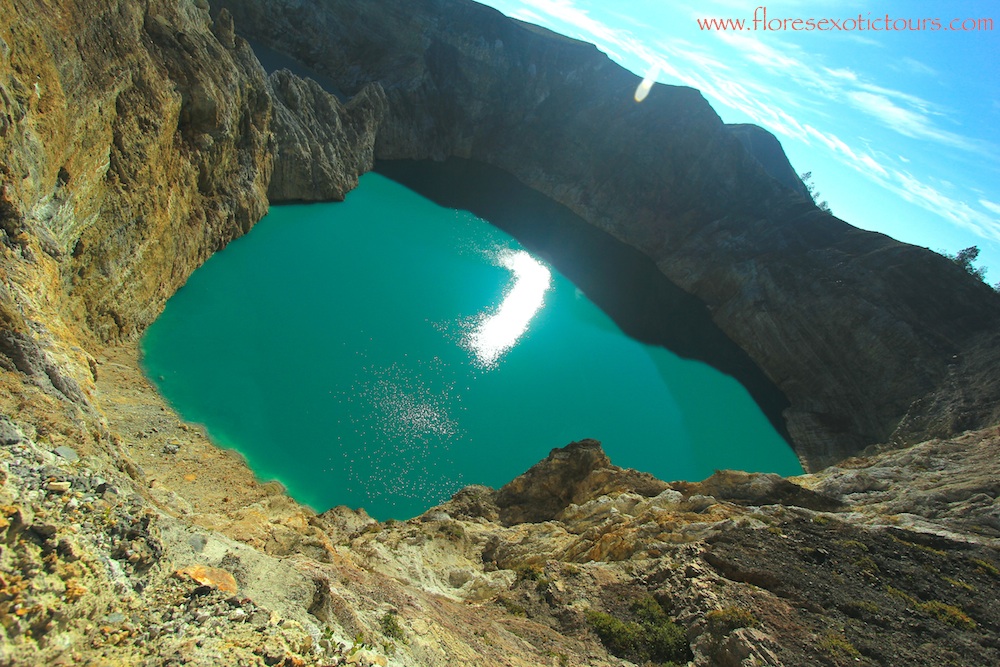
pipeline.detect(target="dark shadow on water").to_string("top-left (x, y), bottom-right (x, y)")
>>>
top-left (375, 157), bottom-right (793, 445)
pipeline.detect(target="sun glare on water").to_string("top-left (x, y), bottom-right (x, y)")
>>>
top-left (463, 250), bottom-right (552, 369)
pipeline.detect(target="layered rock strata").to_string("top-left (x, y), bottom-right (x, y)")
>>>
top-left (216, 0), bottom-right (1000, 468)
top-left (267, 70), bottom-right (387, 202)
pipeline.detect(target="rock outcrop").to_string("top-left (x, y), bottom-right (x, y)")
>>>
top-left (215, 0), bottom-right (1000, 468)
top-left (495, 439), bottom-right (668, 525)
top-left (267, 70), bottom-right (387, 202)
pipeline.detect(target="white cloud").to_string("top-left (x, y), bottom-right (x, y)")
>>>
top-left (519, 0), bottom-right (983, 161)
top-left (824, 67), bottom-right (858, 81)
top-left (888, 172), bottom-right (1000, 243)
top-left (981, 199), bottom-right (1000, 216)
top-left (506, 8), bottom-right (547, 24)
top-left (518, 0), bottom-right (632, 60)
top-left (843, 34), bottom-right (883, 48)
top-left (857, 154), bottom-right (889, 177)
top-left (854, 83), bottom-right (940, 115)
top-left (846, 91), bottom-right (980, 153)
top-left (803, 125), bottom-right (890, 179)
top-left (898, 57), bottom-right (938, 77)
top-left (712, 31), bottom-right (805, 73)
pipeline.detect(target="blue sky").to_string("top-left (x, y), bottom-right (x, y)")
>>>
top-left (476, 0), bottom-right (1000, 283)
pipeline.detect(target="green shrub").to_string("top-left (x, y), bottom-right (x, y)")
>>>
top-left (379, 611), bottom-right (405, 640)
top-left (632, 594), bottom-right (669, 624)
top-left (943, 246), bottom-right (988, 282)
top-left (586, 596), bottom-right (689, 665)
top-left (705, 607), bottom-right (758, 634)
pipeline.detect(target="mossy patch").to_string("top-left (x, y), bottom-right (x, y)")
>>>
top-left (819, 631), bottom-right (861, 659)
top-left (919, 601), bottom-right (975, 629)
top-left (942, 576), bottom-right (975, 592)
top-left (971, 558), bottom-right (999, 579)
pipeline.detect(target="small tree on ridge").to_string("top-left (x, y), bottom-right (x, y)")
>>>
top-left (799, 171), bottom-right (831, 214)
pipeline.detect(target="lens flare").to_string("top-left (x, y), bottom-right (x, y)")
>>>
top-left (634, 65), bottom-right (660, 102)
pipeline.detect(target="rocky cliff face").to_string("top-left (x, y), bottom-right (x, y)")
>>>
top-left (1, 0), bottom-right (273, 417)
top-left (726, 124), bottom-right (811, 200)
top-left (2, 1), bottom-right (272, 343)
top-left (215, 0), bottom-right (1000, 468)
top-left (267, 71), bottom-right (387, 202)
top-left (0, 0), bottom-right (382, 405)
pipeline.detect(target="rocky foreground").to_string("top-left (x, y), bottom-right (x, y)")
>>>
top-left (2, 0), bottom-right (1000, 665)
top-left (2, 357), bottom-right (1000, 665)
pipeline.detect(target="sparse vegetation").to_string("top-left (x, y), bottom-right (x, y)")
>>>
top-left (943, 245), bottom-right (998, 290)
top-left (835, 539), bottom-right (869, 552)
top-left (348, 632), bottom-right (373, 655)
top-left (819, 631), bottom-right (861, 659)
top-left (886, 586), bottom-right (977, 629)
top-left (971, 558), bottom-right (1000, 579)
top-left (497, 595), bottom-right (527, 617)
top-left (544, 650), bottom-right (570, 667)
top-left (379, 610), bottom-right (405, 641)
top-left (799, 171), bottom-right (832, 214)
top-left (842, 600), bottom-right (881, 617)
top-left (920, 601), bottom-right (976, 629)
top-left (434, 521), bottom-right (465, 541)
top-left (886, 585), bottom-right (918, 606)
top-left (890, 534), bottom-right (947, 557)
top-left (943, 576), bottom-right (975, 592)
top-left (586, 595), bottom-right (690, 665)
top-left (853, 555), bottom-right (879, 573)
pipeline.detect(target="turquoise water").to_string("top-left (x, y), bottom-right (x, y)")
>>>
top-left (141, 173), bottom-right (801, 519)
